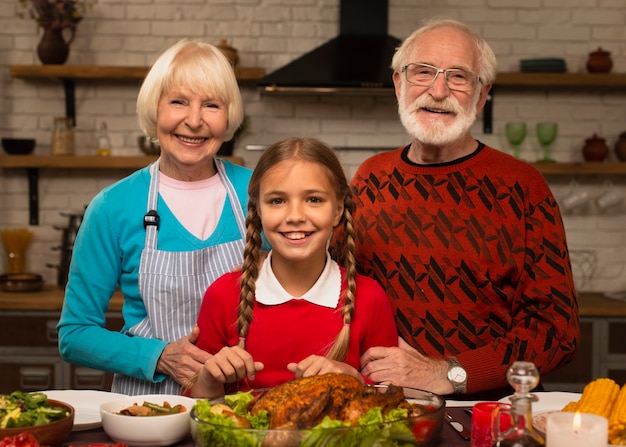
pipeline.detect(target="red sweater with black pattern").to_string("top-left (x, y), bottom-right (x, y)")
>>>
top-left (349, 144), bottom-right (579, 394)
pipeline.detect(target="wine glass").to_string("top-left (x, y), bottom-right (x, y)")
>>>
top-left (505, 122), bottom-right (527, 159)
top-left (536, 122), bottom-right (558, 162)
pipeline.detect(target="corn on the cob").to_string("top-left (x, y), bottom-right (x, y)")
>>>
top-left (609, 384), bottom-right (626, 445)
top-left (561, 377), bottom-right (619, 419)
top-left (561, 401), bottom-right (579, 412)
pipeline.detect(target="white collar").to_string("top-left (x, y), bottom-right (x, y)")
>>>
top-left (255, 251), bottom-right (341, 308)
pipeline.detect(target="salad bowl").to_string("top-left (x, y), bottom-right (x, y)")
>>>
top-left (190, 382), bottom-right (445, 447)
top-left (0, 398), bottom-right (74, 446)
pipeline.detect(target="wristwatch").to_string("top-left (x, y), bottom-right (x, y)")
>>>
top-left (447, 358), bottom-right (468, 394)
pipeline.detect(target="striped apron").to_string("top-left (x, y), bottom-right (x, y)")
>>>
top-left (112, 159), bottom-right (246, 395)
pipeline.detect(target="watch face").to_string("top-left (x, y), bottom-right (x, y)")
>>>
top-left (449, 366), bottom-right (467, 383)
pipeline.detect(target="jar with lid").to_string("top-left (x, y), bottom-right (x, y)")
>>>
top-left (491, 361), bottom-right (545, 447)
top-left (51, 117), bottom-right (75, 156)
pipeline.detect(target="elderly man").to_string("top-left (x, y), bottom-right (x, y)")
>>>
top-left (353, 18), bottom-right (579, 397)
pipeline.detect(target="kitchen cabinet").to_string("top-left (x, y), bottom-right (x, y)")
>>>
top-left (0, 287), bottom-right (124, 393)
top-left (0, 154), bottom-right (244, 225)
top-left (542, 293), bottom-right (626, 392)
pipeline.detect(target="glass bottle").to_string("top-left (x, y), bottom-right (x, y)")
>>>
top-left (491, 361), bottom-right (545, 447)
top-left (51, 117), bottom-right (75, 156)
top-left (96, 121), bottom-right (111, 156)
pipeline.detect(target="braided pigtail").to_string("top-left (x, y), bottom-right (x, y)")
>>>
top-left (326, 188), bottom-right (357, 362)
top-left (237, 200), bottom-right (262, 349)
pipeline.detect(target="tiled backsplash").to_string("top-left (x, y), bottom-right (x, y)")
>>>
top-left (1, 1), bottom-right (625, 292)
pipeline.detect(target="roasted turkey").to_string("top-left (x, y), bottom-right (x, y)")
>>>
top-left (246, 373), bottom-right (410, 429)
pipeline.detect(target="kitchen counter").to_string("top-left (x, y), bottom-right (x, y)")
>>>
top-left (0, 288), bottom-right (624, 315)
top-left (0, 285), bottom-right (123, 311)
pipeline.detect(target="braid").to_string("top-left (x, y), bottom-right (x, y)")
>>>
top-left (326, 192), bottom-right (357, 362)
top-left (237, 205), bottom-right (262, 350)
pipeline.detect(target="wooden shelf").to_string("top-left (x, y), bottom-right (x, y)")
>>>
top-left (9, 64), bottom-right (266, 82)
top-left (494, 72), bottom-right (626, 88)
top-left (1, 155), bottom-right (622, 175)
top-left (0, 155), bottom-right (244, 225)
top-left (529, 162), bottom-right (626, 175)
top-left (8, 64), bottom-right (266, 127)
top-left (0, 154), bottom-right (243, 169)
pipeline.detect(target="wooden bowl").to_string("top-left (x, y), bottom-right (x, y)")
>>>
top-left (0, 399), bottom-right (74, 446)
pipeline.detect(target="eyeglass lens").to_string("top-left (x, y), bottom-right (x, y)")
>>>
top-left (404, 64), bottom-right (477, 90)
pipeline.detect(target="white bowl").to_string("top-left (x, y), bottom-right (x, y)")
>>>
top-left (99, 394), bottom-right (195, 447)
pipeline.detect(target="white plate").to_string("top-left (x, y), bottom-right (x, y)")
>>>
top-left (41, 389), bottom-right (128, 431)
top-left (498, 391), bottom-right (581, 415)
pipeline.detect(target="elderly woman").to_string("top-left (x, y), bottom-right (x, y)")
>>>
top-left (57, 39), bottom-right (250, 395)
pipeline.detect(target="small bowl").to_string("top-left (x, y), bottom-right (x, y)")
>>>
top-left (191, 384), bottom-right (444, 447)
top-left (137, 136), bottom-right (160, 155)
top-left (100, 394), bottom-right (195, 446)
top-left (1, 138), bottom-right (36, 155)
top-left (0, 399), bottom-right (74, 446)
top-left (0, 273), bottom-right (44, 292)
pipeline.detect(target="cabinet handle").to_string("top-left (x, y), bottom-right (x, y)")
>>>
top-left (74, 367), bottom-right (106, 389)
top-left (46, 320), bottom-right (58, 343)
top-left (20, 367), bottom-right (51, 390)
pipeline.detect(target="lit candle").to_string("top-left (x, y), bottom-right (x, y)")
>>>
top-left (546, 411), bottom-right (608, 447)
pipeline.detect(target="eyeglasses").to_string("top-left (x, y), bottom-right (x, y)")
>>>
top-left (401, 63), bottom-right (482, 91)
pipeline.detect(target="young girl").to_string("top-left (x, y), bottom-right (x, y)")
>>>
top-left (189, 137), bottom-right (398, 399)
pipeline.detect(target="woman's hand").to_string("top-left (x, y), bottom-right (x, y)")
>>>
top-left (287, 355), bottom-right (363, 382)
top-left (192, 346), bottom-right (264, 398)
top-left (156, 326), bottom-right (212, 387)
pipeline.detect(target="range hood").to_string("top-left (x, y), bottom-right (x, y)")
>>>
top-left (257, 0), bottom-right (401, 96)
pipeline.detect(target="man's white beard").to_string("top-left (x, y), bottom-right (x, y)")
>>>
top-left (398, 82), bottom-right (479, 146)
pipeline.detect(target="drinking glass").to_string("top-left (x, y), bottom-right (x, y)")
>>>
top-left (536, 122), bottom-right (558, 162)
top-left (505, 122), bottom-right (527, 159)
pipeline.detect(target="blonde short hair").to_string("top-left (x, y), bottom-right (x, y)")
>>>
top-left (136, 39), bottom-right (244, 140)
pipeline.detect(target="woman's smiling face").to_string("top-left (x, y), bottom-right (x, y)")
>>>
top-left (258, 159), bottom-right (344, 269)
top-left (156, 85), bottom-right (228, 180)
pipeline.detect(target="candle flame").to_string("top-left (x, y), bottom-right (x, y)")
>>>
top-left (572, 411), bottom-right (582, 434)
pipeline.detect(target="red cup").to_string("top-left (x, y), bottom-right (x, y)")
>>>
top-left (470, 401), bottom-right (512, 447)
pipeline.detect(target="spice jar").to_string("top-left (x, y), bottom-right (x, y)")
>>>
top-left (51, 117), bottom-right (75, 156)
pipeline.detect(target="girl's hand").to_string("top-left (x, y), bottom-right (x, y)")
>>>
top-left (287, 355), bottom-right (363, 383)
top-left (192, 346), bottom-right (264, 398)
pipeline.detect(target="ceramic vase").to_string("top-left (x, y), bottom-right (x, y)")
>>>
top-left (37, 27), bottom-right (75, 65)
top-left (586, 47), bottom-right (613, 73)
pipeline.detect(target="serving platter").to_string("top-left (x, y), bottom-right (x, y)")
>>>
top-left (41, 390), bottom-right (128, 431)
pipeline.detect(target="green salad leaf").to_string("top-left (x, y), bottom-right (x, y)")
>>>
top-left (0, 391), bottom-right (68, 429)
top-left (192, 392), bottom-right (425, 447)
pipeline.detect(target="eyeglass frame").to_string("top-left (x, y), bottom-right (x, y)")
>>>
top-left (400, 63), bottom-right (483, 91)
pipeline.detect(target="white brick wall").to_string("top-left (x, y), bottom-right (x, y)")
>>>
top-left (1, 0), bottom-right (625, 293)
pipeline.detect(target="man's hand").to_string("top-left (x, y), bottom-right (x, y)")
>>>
top-left (360, 337), bottom-right (453, 395)
top-left (156, 326), bottom-right (212, 387)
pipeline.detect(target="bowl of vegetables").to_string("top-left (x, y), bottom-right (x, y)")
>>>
top-left (190, 373), bottom-right (445, 447)
top-left (99, 394), bottom-right (196, 447)
top-left (0, 391), bottom-right (74, 446)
